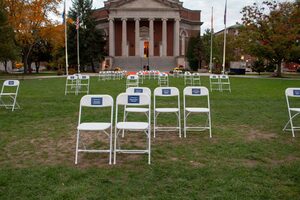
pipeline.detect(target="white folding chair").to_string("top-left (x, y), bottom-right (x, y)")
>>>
top-left (220, 75), bottom-right (231, 92)
top-left (98, 71), bottom-right (106, 81)
top-left (209, 75), bottom-right (221, 92)
top-left (75, 95), bottom-right (114, 164)
top-left (137, 72), bottom-right (144, 84)
top-left (77, 75), bottom-right (90, 94)
top-left (158, 73), bottom-right (169, 87)
top-left (283, 88), bottom-right (300, 137)
top-left (154, 87), bottom-right (181, 138)
top-left (114, 93), bottom-right (151, 164)
top-left (184, 72), bottom-right (192, 86)
top-left (126, 75), bottom-right (139, 88)
top-left (183, 87), bottom-right (212, 138)
top-left (0, 80), bottom-right (20, 111)
top-left (65, 75), bottom-right (78, 95)
top-left (192, 73), bottom-right (201, 86)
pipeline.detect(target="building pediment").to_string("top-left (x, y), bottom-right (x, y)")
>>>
top-left (105, 0), bottom-right (183, 10)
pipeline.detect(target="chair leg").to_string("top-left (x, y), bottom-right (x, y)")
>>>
top-left (153, 111), bottom-right (156, 138)
top-left (178, 112), bottom-right (182, 138)
top-left (75, 130), bottom-right (80, 164)
top-left (109, 128), bottom-right (113, 165)
top-left (183, 110), bottom-right (187, 138)
top-left (113, 127), bottom-right (118, 164)
top-left (209, 112), bottom-right (212, 138)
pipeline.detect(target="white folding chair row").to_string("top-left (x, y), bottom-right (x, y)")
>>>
top-left (158, 73), bottom-right (169, 87)
top-left (209, 74), bottom-right (231, 92)
top-left (0, 80), bottom-right (20, 111)
top-left (98, 71), bottom-right (126, 81)
top-left (65, 74), bottom-right (90, 95)
top-left (126, 75), bottom-right (139, 88)
top-left (283, 88), bottom-right (300, 137)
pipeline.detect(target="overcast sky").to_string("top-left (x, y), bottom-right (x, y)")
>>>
top-left (64, 0), bottom-right (294, 33)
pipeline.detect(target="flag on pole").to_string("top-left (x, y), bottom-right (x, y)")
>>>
top-left (224, 0), bottom-right (227, 25)
top-left (76, 16), bottom-right (80, 29)
top-left (62, 0), bottom-right (66, 24)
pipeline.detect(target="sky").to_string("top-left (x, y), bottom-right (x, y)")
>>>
top-left (63, 0), bottom-right (294, 33)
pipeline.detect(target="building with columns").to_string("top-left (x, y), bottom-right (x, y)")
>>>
top-left (93, 0), bottom-right (202, 71)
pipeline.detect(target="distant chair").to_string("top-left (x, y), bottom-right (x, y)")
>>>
top-left (192, 73), bottom-right (201, 86)
top-left (183, 86), bottom-right (212, 138)
top-left (98, 71), bottom-right (106, 81)
top-left (209, 74), bottom-right (221, 92)
top-left (184, 72), bottom-right (192, 86)
top-left (283, 88), bottom-right (300, 137)
top-left (65, 75), bottom-right (78, 95)
top-left (158, 73), bottom-right (169, 87)
top-left (114, 93), bottom-right (151, 164)
top-left (153, 87), bottom-right (181, 138)
top-left (219, 75), bottom-right (231, 92)
top-left (137, 71), bottom-right (144, 84)
top-left (126, 75), bottom-right (139, 88)
top-left (0, 80), bottom-right (20, 111)
top-left (77, 75), bottom-right (90, 94)
top-left (75, 95), bottom-right (114, 164)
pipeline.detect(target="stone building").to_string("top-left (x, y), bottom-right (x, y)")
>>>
top-left (93, 0), bottom-right (202, 71)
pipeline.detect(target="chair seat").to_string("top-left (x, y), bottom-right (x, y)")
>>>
top-left (155, 108), bottom-right (179, 113)
top-left (116, 122), bottom-right (149, 130)
top-left (77, 123), bottom-right (111, 131)
top-left (0, 93), bottom-right (16, 96)
top-left (290, 108), bottom-right (300, 112)
top-left (186, 107), bottom-right (209, 113)
top-left (125, 107), bottom-right (149, 113)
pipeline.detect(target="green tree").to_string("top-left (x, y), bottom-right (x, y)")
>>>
top-left (239, 1), bottom-right (300, 77)
top-left (68, 0), bottom-right (106, 72)
top-left (187, 35), bottom-right (205, 71)
top-left (0, 0), bottom-right (18, 72)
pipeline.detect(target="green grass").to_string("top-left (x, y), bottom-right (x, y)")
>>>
top-left (0, 76), bottom-right (300, 199)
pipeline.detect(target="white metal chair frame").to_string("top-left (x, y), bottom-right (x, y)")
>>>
top-left (75, 95), bottom-right (114, 164)
top-left (65, 75), bottom-right (78, 95)
top-left (219, 75), bottom-right (231, 92)
top-left (184, 72), bottom-right (192, 86)
top-left (77, 75), bottom-right (90, 94)
top-left (192, 73), bottom-right (201, 86)
top-left (209, 75), bottom-right (221, 92)
top-left (114, 93), bottom-right (151, 164)
top-left (0, 80), bottom-right (20, 111)
top-left (153, 87), bottom-right (181, 138)
top-left (126, 75), bottom-right (139, 88)
top-left (283, 88), bottom-right (300, 137)
top-left (183, 86), bottom-right (212, 138)
top-left (137, 71), bottom-right (144, 84)
top-left (158, 73), bottom-right (169, 87)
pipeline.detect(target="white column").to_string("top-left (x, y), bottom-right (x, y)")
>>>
top-left (162, 18), bottom-right (168, 57)
top-left (149, 18), bottom-right (154, 57)
top-left (122, 18), bottom-right (127, 56)
top-left (108, 18), bottom-right (115, 57)
top-left (135, 18), bottom-right (140, 56)
top-left (174, 18), bottom-right (180, 57)
top-left (181, 34), bottom-right (186, 56)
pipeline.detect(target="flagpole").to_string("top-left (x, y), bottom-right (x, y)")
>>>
top-left (64, 0), bottom-right (69, 76)
top-left (76, 14), bottom-right (80, 73)
top-left (209, 6), bottom-right (214, 74)
top-left (222, 0), bottom-right (227, 75)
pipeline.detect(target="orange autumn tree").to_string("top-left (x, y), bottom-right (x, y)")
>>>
top-left (5, 0), bottom-right (62, 73)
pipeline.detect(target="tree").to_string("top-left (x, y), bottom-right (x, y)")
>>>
top-left (68, 0), bottom-right (106, 72)
top-left (186, 35), bottom-right (205, 71)
top-left (0, 0), bottom-right (18, 72)
top-left (4, 0), bottom-right (62, 73)
top-left (240, 1), bottom-right (300, 77)
top-left (252, 59), bottom-right (265, 75)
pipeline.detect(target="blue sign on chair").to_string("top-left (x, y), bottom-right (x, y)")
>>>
top-left (162, 89), bottom-right (171, 95)
top-left (192, 88), bottom-right (201, 95)
top-left (128, 95), bottom-right (140, 104)
top-left (134, 88), bottom-right (143, 93)
top-left (293, 90), bottom-right (300, 96)
top-left (130, 76), bottom-right (135, 79)
top-left (91, 97), bottom-right (103, 105)
top-left (8, 81), bottom-right (14, 85)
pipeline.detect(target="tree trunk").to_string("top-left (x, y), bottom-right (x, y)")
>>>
top-left (4, 60), bottom-right (7, 73)
top-left (276, 61), bottom-right (282, 77)
top-left (91, 60), bottom-right (95, 73)
top-left (35, 61), bottom-right (40, 74)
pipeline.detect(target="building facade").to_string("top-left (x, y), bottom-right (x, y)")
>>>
top-left (93, 0), bottom-right (202, 71)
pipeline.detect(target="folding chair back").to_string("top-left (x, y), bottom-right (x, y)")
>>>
top-left (77, 75), bottom-right (90, 94)
top-left (65, 75), bottom-right (78, 95)
top-left (283, 88), bottom-right (300, 137)
top-left (220, 75), bottom-right (231, 92)
top-left (183, 86), bottom-right (212, 138)
top-left (209, 74), bottom-right (221, 91)
top-left (126, 87), bottom-right (151, 96)
top-left (75, 94), bottom-right (114, 164)
top-left (192, 73), bottom-right (201, 86)
top-left (154, 87), bottom-right (181, 138)
top-left (126, 75), bottom-right (139, 88)
top-left (114, 93), bottom-right (151, 164)
top-left (158, 73), bottom-right (169, 87)
top-left (184, 72), bottom-right (192, 86)
top-left (0, 80), bottom-right (20, 111)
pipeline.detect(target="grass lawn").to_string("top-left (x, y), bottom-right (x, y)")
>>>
top-left (0, 76), bottom-right (300, 199)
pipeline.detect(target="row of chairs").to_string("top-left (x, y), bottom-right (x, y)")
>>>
top-left (184, 72), bottom-right (201, 86)
top-left (126, 72), bottom-right (169, 88)
top-left (65, 74), bottom-right (90, 95)
top-left (98, 71), bottom-right (127, 81)
top-left (209, 74), bottom-right (231, 92)
top-left (0, 80), bottom-right (20, 111)
top-left (75, 86), bottom-right (212, 165)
